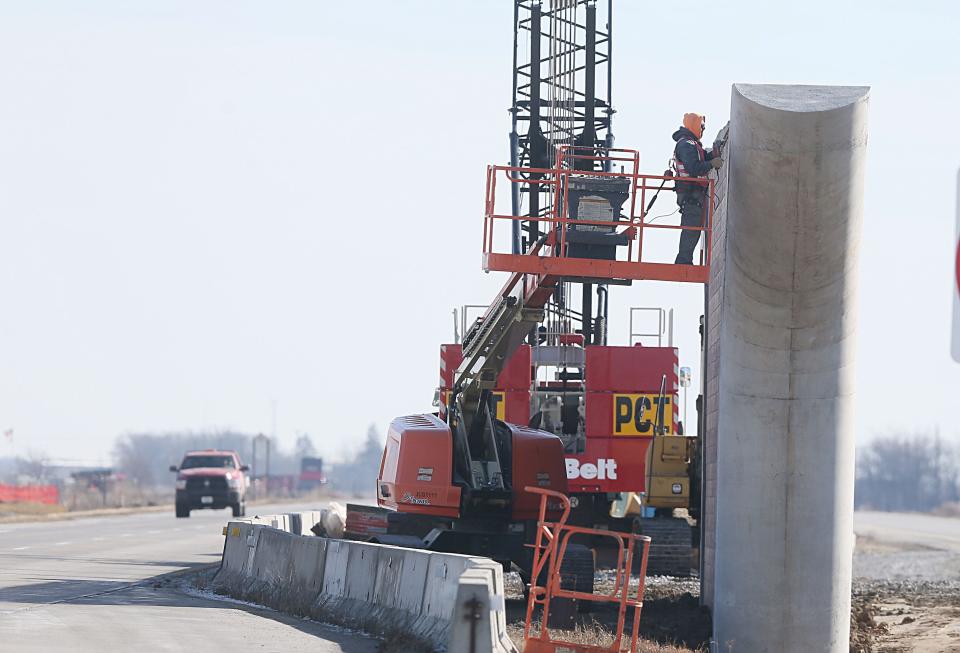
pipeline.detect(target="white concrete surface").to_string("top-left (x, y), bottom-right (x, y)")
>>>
top-left (710, 84), bottom-right (870, 652)
top-left (373, 547), bottom-right (430, 614)
top-left (447, 559), bottom-right (518, 653)
top-left (0, 502), bottom-right (377, 652)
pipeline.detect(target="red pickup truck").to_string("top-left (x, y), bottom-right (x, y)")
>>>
top-left (170, 450), bottom-right (248, 518)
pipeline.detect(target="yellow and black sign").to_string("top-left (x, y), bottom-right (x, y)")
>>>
top-left (613, 394), bottom-right (673, 436)
top-left (444, 390), bottom-right (506, 420)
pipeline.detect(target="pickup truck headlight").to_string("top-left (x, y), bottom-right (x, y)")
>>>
top-left (227, 477), bottom-right (241, 488)
top-left (175, 479), bottom-right (186, 490)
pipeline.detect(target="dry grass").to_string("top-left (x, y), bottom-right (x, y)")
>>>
top-left (0, 489), bottom-right (342, 524)
top-left (0, 502), bottom-right (172, 524)
top-left (931, 502), bottom-right (960, 518)
top-left (0, 502), bottom-right (67, 516)
top-left (508, 620), bottom-right (701, 652)
top-left (377, 632), bottom-right (435, 653)
top-left (504, 571), bottom-right (710, 651)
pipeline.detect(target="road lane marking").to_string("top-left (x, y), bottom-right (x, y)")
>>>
top-left (120, 533), bottom-right (133, 538)
top-left (92, 537), bottom-right (105, 542)
top-left (12, 546), bottom-right (29, 551)
top-left (53, 541), bottom-right (71, 546)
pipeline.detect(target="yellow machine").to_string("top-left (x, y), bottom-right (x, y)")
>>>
top-left (610, 432), bottom-right (699, 575)
top-left (646, 433), bottom-right (697, 509)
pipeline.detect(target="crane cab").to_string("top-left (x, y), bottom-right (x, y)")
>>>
top-left (377, 413), bottom-right (567, 523)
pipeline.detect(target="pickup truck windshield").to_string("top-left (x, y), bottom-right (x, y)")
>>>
top-left (181, 455), bottom-right (235, 469)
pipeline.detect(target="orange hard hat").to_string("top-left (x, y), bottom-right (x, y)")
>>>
top-left (683, 112), bottom-right (705, 139)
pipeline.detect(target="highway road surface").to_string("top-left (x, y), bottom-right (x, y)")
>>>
top-left (0, 502), bottom-right (379, 653)
top-left (854, 510), bottom-right (960, 552)
top-left (853, 509), bottom-right (960, 581)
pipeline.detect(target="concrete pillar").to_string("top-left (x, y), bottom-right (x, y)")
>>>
top-left (710, 84), bottom-right (869, 652)
top-left (700, 121), bottom-right (730, 611)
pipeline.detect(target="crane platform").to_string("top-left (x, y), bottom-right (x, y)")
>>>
top-left (482, 147), bottom-right (714, 285)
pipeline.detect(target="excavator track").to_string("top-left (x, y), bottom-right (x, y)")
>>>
top-left (634, 516), bottom-right (694, 577)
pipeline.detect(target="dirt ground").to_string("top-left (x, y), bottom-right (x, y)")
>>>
top-left (851, 535), bottom-right (960, 652)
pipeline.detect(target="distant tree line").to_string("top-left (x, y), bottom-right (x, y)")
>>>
top-left (323, 425), bottom-right (384, 496)
top-left (0, 450), bottom-right (55, 484)
top-left (855, 432), bottom-right (960, 512)
top-left (112, 425), bottom-right (383, 493)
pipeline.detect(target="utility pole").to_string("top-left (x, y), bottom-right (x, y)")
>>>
top-left (271, 400), bottom-right (277, 441)
top-left (253, 432), bottom-right (270, 500)
top-left (265, 436), bottom-right (271, 493)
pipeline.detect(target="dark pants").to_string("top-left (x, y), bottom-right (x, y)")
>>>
top-left (674, 191), bottom-right (706, 265)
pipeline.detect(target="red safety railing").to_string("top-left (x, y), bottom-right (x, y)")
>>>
top-left (523, 486), bottom-right (652, 653)
top-left (0, 484), bottom-right (59, 505)
top-left (483, 146), bottom-right (714, 284)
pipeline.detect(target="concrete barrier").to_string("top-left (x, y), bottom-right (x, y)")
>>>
top-left (232, 510), bottom-right (325, 537)
top-left (251, 527), bottom-right (294, 582)
top-left (311, 539), bottom-right (484, 646)
top-left (288, 535), bottom-right (327, 610)
top-left (423, 551), bottom-right (477, 620)
top-left (376, 547), bottom-right (445, 645)
top-left (246, 527), bottom-right (295, 604)
top-left (213, 513), bottom-right (518, 651)
top-left (375, 546), bottom-right (430, 614)
top-left (287, 512), bottom-right (304, 535)
top-left (343, 540), bottom-right (379, 603)
top-left (287, 510), bottom-right (323, 536)
top-left (220, 521), bottom-right (253, 576)
top-left (216, 511), bottom-right (327, 596)
top-left (447, 558), bottom-right (517, 653)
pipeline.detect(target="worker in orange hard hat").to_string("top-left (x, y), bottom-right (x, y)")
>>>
top-left (672, 112), bottom-right (723, 265)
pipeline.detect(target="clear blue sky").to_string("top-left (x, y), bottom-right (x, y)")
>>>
top-left (0, 1), bottom-right (957, 464)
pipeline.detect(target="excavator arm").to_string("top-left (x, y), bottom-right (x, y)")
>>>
top-left (447, 242), bottom-right (561, 492)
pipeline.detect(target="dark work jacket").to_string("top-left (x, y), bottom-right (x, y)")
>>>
top-left (673, 127), bottom-right (715, 195)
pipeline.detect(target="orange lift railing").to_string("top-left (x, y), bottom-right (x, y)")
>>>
top-left (483, 146), bottom-right (714, 284)
top-left (523, 486), bottom-right (652, 653)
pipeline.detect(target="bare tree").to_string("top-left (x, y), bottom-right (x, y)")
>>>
top-left (112, 429), bottom-right (317, 489)
top-left (113, 430), bottom-right (253, 489)
top-left (16, 449), bottom-right (50, 482)
top-left (855, 431), bottom-right (959, 512)
top-left (295, 433), bottom-right (317, 460)
top-left (326, 424), bottom-right (383, 495)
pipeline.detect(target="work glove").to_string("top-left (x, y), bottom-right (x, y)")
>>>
top-left (709, 157), bottom-right (724, 170)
